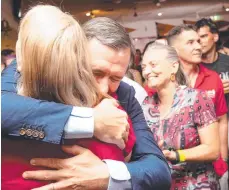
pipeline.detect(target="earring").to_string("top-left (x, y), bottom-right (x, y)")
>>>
top-left (170, 73), bottom-right (176, 82)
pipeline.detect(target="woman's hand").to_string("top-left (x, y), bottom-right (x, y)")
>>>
top-left (158, 140), bottom-right (176, 161)
top-left (162, 150), bottom-right (176, 161)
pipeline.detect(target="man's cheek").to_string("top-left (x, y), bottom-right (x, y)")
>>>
top-left (110, 83), bottom-right (120, 93)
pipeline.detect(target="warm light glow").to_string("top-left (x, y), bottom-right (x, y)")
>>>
top-left (158, 12), bottom-right (162, 16)
top-left (226, 8), bottom-right (229, 12)
top-left (86, 12), bottom-right (91, 16)
top-left (134, 38), bottom-right (138, 41)
top-left (92, 10), bottom-right (100, 14)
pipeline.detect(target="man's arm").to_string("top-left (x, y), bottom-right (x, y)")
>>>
top-left (217, 114), bottom-right (228, 160)
top-left (1, 61), bottom-right (72, 144)
top-left (22, 82), bottom-right (171, 190)
top-left (215, 78), bottom-right (228, 161)
top-left (2, 62), bottom-right (129, 148)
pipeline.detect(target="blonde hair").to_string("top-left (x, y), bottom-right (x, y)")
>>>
top-left (17, 5), bottom-right (103, 107)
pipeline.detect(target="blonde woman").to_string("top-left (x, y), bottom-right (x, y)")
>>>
top-left (2, 5), bottom-right (135, 189)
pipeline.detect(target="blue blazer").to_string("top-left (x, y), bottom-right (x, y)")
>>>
top-left (1, 61), bottom-right (171, 190)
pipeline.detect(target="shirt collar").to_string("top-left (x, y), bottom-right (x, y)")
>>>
top-left (195, 64), bottom-right (210, 88)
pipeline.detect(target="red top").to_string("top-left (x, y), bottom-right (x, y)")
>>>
top-left (195, 64), bottom-right (228, 117)
top-left (2, 94), bottom-right (136, 190)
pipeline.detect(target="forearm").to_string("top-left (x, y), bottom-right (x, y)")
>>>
top-left (126, 154), bottom-right (171, 190)
top-left (2, 62), bottom-right (95, 143)
top-left (218, 114), bottom-right (228, 160)
top-left (178, 143), bottom-right (219, 162)
top-left (1, 92), bottom-right (72, 144)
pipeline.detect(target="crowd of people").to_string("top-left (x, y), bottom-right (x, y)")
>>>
top-left (1, 4), bottom-right (229, 190)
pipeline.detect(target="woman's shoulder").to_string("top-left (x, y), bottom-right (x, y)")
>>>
top-left (178, 85), bottom-right (206, 96)
top-left (175, 86), bottom-right (208, 107)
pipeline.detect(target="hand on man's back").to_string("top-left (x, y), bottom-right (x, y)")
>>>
top-left (94, 98), bottom-right (130, 150)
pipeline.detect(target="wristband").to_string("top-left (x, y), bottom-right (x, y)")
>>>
top-left (177, 150), bottom-right (186, 162)
top-left (170, 150), bottom-right (180, 165)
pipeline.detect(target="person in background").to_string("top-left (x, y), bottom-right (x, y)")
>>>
top-left (1, 49), bottom-right (16, 72)
top-left (126, 63), bottom-right (144, 86)
top-left (126, 49), bottom-right (144, 86)
top-left (167, 24), bottom-right (228, 188)
top-left (134, 49), bottom-right (142, 66)
top-left (142, 42), bottom-right (220, 189)
top-left (195, 18), bottom-right (229, 189)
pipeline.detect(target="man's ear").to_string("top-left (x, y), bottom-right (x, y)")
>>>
top-left (213, 33), bottom-right (219, 43)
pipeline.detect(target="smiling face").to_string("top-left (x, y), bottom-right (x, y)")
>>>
top-left (197, 26), bottom-right (218, 54)
top-left (173, 30), bottom-right (202, 65)
top-left (88, 38), bottom-right (130, 94)
top-left (142, 48), bottom-right (179, 90)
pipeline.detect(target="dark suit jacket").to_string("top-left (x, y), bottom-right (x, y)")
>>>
top-left (1, 61), bottom-right (171, 190)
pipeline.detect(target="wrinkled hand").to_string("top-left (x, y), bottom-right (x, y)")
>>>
top-left (94, 98), bottom-right (129, 149)
top-left (222, 79), bottom-right (229, 93)
top-left (158, 140), bottom-right (176, 161)
top-left (23, 145), bottom-right (109, 190)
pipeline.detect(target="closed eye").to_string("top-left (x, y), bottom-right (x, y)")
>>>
top-left (110, 77), bottom-right (122, 82)
top-left (92, 70), bottom-right (105, 78)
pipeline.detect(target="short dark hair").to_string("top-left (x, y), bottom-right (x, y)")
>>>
top-left (83, 17), bottom-right (135, 64)
top-left (195, 18), bottom-right (219, 34)
top-left (1, 49), bottom-right (15, 57)
top-left (166, 24), bottom-right (196, 46)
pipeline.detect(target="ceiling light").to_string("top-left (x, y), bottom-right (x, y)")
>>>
top-left (86, 12), bottom-right (91, 16)
top-left (158, 12), bottom-right (162, 16)
top-left (226, 8), bottom-right (229, 12)
top-left (18, 9), bottom-right (22, 18)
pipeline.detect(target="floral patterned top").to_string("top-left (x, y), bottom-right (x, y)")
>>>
top-left (142, 86), bottom-right (219, 190)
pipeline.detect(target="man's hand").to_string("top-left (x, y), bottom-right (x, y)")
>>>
top-left (222, 79), bottom-right (229, 93)
top-left (94, 98), bottom-right (130, 149)
top-left (22, 145), bottom-right (109, 190)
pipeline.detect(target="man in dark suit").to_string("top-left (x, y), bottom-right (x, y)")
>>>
top-left (2, 17), bottom-right (171, 190)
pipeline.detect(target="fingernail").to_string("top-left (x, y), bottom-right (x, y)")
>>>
top-left (30, 159), bottom-right (36, 165)
top-left (23, 172), bottom-right (28, 179)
